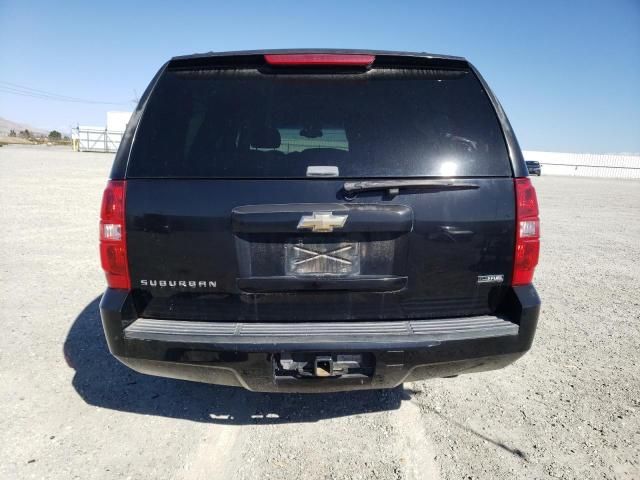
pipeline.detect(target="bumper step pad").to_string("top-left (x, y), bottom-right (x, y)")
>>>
top-left (125, 315), bottom-right (518, 345)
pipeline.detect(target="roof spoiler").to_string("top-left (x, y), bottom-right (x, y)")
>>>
top-left (167, 49), bottom-right (469, 71)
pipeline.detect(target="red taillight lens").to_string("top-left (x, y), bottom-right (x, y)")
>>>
top-left (99, 180), bottom-right (130, 289)
top-left (513, 178), bottom-right (540, 286)
top-left (264, 53), bottom-right (375, 67)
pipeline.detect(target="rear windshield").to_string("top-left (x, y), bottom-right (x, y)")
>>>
top-left (128, 68), bottom-right (511, 178)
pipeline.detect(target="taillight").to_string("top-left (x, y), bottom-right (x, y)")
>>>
top-left (99, 180), bottom-right (130, 289)
top-left (513, 178), bottom-right (540, 286)
top-left (264, 53), bottom-right (375, 67)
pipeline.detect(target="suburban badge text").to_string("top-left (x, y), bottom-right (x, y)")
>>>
top-left (140, 279), bottom-right (217, 288)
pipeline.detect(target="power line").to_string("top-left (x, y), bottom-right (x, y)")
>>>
top-left (0, 87), bottom-right (128, 105)
top-left (0, 80), bottom-right (129, 105)
top-left (0, 80), bottom-right (129, 104)
top-left (0, 85), bottom-right (128, 105)
top-left (0, 80), bottom-right (103, 102)
top-left (0, 85), bottom-right (92, 103)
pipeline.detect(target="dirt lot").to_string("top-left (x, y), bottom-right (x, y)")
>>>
top-left (0, 145), bottom-right (638, 480)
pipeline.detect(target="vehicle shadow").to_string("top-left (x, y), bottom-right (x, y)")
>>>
top-left (64, 296), bottom-right (405, 424)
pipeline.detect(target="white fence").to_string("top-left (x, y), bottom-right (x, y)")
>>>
top-left (73, 127), bottom-right (124, 153)
top-left (523, 150), bottom-right (640, 179)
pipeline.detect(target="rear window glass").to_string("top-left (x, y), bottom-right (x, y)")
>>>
top-left (128, 68), bottom-right (511, 178)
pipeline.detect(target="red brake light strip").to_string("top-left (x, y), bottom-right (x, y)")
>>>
top-left (264, 54), bottom-right (375, 67)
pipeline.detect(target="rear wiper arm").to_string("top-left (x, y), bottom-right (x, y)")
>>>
top-left (342, 179), bottom-right (479, 197)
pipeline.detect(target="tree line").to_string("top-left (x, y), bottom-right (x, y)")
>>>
top-left (7, 129), bottom-right (67, 141)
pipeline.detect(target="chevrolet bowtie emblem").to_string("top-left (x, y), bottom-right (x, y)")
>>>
top-left (297, 212), bottom-right (348, 233)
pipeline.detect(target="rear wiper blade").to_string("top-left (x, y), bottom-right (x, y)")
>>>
top-left (342, 179), bottom-right (480, 196)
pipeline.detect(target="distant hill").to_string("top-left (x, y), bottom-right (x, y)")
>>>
top-left (0, 116), bottom-right (49, 136)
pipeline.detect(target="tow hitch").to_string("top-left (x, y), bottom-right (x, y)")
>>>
top-left (274, 353), bottom-right (375, 380)
top-left (314, 356), bottom-right (334, 377)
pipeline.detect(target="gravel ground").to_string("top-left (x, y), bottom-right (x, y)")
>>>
top-left (0, 144), bottom-right (638, 480)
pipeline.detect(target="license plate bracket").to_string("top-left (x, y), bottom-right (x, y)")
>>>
top-left (284, 241), bottom-right (360, 276)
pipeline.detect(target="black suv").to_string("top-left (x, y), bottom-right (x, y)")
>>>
top-left (526, 160), bottom-right (542, 176)
top-left (99, 50), bottom-right (541, 392)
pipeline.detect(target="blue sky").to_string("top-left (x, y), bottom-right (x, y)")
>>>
top-left (1, 0), bottom-right (638, 153)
